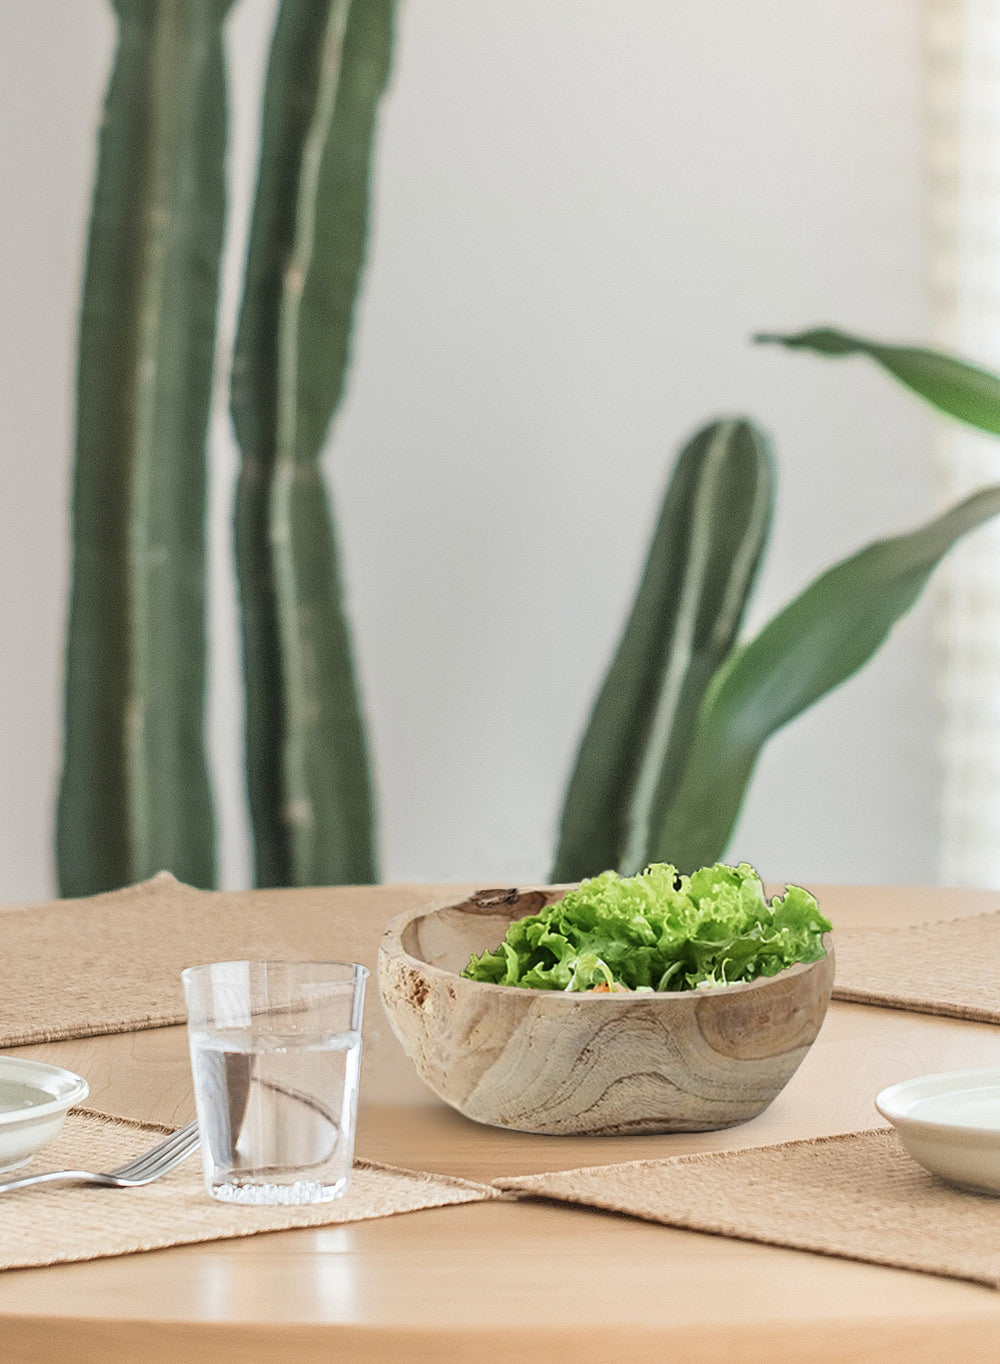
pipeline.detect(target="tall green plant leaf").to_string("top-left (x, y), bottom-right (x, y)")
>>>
top-left (653, 483), bottom-right (1000, 872)
top-left (231, 0), bottom-right (394, 886)
top-left (57, 0), bottom-right (232, 896)
top-left (756, 328), bottom-right (1000, 436)
top-left (550, 419), bottom-right (774, 883)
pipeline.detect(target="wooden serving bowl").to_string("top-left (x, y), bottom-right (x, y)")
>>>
top-left (378, 886), bottom-right (835, 1136)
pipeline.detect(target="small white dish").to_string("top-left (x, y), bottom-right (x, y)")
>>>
top-left (0, 1056), bottom-right (89, 1172)
top-left (876, 1068), bottom-right (1000, 1194)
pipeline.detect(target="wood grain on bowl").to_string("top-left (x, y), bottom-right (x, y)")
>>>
top-left (378, 888), bottom-right (835, 1136)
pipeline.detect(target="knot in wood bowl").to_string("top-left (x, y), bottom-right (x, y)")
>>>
top-left (378, 887), bottom-right (835, 1136)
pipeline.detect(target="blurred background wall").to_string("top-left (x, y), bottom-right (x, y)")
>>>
top-left (0, 0), bottom-right (941, 902)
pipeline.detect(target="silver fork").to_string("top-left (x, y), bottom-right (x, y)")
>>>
top-left (0, 1119), bottom-right (200, 1193)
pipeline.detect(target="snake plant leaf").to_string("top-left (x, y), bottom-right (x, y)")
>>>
top-left (231, 0), bottom-right (394, 886)
top-left (550, 419), bottom-right (775, 883)
top-left (653, 482), bottom-right (1000, 872)
top-left (757, 328), bottom-right (1000, 437)
top-left (57, 0), bottom-right (233, 896)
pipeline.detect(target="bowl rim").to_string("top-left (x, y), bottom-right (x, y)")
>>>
top-left (875, 1067), bottom-right (1000, 1143)
top-left (379, 887), bottom-right (834, 1002)
top-left (0, 1055), bottom-right (90, 1128)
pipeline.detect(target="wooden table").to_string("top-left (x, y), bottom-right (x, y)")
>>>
top-left (5, 882), bottom-right (1000, 1362)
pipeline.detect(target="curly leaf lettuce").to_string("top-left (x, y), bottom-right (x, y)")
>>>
top-left (461, 862), bottom-right (830, 992)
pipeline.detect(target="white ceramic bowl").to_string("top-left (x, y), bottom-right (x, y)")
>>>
top-left (0, 1056), bottom-right (89, 1172)
top-left (876, 1068), bottom-right (1000, 1194)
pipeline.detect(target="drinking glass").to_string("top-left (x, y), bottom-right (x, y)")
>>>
top-left (181, 960), bottom-right (368, 1205)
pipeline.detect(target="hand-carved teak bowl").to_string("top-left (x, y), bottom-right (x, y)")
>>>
top-left (378, 886), bottom-right (835, 1136)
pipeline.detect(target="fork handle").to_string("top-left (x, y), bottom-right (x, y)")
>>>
top-left (0, 1169), bottom-right (117, 1193)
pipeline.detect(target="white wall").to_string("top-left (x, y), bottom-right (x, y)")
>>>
top-left (0, 0), bottom-right (939, 904)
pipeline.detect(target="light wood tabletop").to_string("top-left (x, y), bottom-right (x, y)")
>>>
top-left (5, 881), bottom-right (1000, 1363)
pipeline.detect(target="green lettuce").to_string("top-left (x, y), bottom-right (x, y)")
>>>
top-left (461, 862), bottom-right (831, 992)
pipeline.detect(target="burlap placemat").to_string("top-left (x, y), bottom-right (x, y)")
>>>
top-left (0, 1109), bottom-right (498, 1270)
top-left (8, 875), bottom-right (998, 1047)
top-left (497, 1126), bottom-right (1000, 1287)
top-left (832, 912), bottom-right (1000, 1023)
top-left (0, 873), bottom-right (464, 1048)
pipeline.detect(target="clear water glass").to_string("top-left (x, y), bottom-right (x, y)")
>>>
top-left (181, 960), bottom-right (368, 1205)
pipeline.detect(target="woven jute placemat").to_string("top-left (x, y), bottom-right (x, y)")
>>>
top-left (497, 1127), bottom-right (1000, 1288)
top-left (0, 873), bottom-right (464, 1049)
top-left (7, 875), bottom-right (999, 1047)
top-left (832, 912), bottom-right (1000, 1023)
top-left (0, 1109), bottom-right (498, 1271)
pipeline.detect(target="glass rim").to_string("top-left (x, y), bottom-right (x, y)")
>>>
top-left (181, 959), bottom-right (370, 982)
